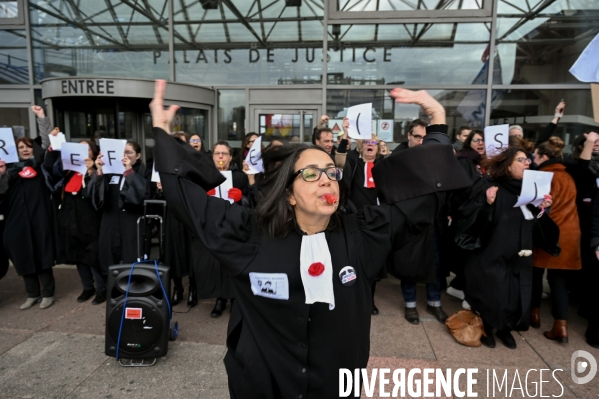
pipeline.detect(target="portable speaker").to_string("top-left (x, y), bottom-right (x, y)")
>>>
top-left (105, 263), bottom-right (172, 359)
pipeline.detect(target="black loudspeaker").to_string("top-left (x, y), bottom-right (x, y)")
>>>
top-left (105, 263), bottom-right (172, 360)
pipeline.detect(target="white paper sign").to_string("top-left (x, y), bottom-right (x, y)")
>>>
top-left (99, 138), bottom-right (126, 175)
top-left (377, 120), bottom-right (394, 142)
top-left (244, 136), bottom-right (264, 174)
top-left (61, 142), bottom-right (88, 175)
top-left (0, 127), bottom-right (19, 163)
top-left (151, 164), bottom-right (160, 183)
top-left (210, 170), bottom-right (234, 204)
top-left (49, 133), bottom-right (66, 150)
top-left (484, 124), bottom-right (509, 157)
top-left (514, 170), bottom-right (554, 207)
top-left (346, 103), bottom-right (373, 140)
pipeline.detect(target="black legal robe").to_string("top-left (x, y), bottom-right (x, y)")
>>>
top-left (461, 179), bottom-right (536, 331)
top-left (42, 151), bottom-right (100, 268)
top-left (154, 127), bottom-right (469, 399)
top-left (90, 161), bottom-right (151, 269)
top-left (3, 157), bottom-right (55, 276)
top-left (191, 165), bottom-right (249, 299)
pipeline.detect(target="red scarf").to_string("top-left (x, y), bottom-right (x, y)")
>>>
top-left (364, 162), bottom-right (375, 188)
top-left (65, 173), bottom-right (83, 193)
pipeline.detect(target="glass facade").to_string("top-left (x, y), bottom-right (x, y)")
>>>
top-left (0, 0), bottom-right (596, 147)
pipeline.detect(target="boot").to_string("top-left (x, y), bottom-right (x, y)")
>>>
top-left (92, 291), bottom-right (106, 305)
top-left (530, 308), bottom-right (541, 329)
top-left (544, 320), bottom-right (568, 343)
top-left (39, 297), bottom-right (56, 309)
top-left (426, 305), bottom-right (448, 323)
top-left (404, 307), bottom-right (419, 325)
top-left (497, 329), bottom-right (517, 349)
top-left (171, 288), bottom-right (184, 306)
top-left (480, 320), bottom-right (495, 348)
top-left (187, 290), bottom-right (198, 308)
top-left (211, 298), bottom-right (226, 318)
top-left (77, 288), bottom-right (95, 303)
top-left (20, 297), bottom-right (40, 310)
top-left (371, 302), bottom-right (379, 315)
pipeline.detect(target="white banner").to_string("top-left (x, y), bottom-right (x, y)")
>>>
top-left (99, 138), bottom-right (127, 175)
top-left (0, 128), bottom-right (19, 163)
top-left (210, 170), bottom-right (234, 204)
top-left (244, 136), bottom-right (264, 175)
top-left (514, 170), bottom-right (554, 208)
top-left (346, 103), bottom-right (373, 140)
top-left (61, 142), bottom-right (89, 175)
top-left (49, 133), bottom-right (66, 150)
top-left (484, 124), bottom-right (509, 157)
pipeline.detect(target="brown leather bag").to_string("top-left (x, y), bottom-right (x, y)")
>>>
top-left (445, 310), bottom-right (484, 347)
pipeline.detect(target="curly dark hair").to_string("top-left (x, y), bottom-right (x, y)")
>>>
top-left (481, 147), bottom-right (528, 180)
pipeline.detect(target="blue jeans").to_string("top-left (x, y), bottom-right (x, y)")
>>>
top-left (401, 229), bottom-right (442, 308)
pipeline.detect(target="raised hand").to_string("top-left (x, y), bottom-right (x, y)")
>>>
top-left (31, 105), bottom-right (45, 118)
top-left (389, 88), bottom-right (446, 125)
top-left (149, 80), bottom-right (180, 134)
top-left (95, 152), bottom-right (105, 175)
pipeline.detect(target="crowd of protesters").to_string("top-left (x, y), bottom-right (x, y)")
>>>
top-left (0, 94), bottom-right (598, 358)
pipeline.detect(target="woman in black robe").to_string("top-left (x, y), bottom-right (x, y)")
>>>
top-left (90, 140), bottom-right (151, 295)
top-left (460, 147), bottom-right (553, 349)
top-left (193, 140), bottom-right (249, 317)
top-left (43, 138), bottom-right (104, 304)
top-left (151, 81), bottom-right (469, 398)
top-left (2, 136), bottom-right (56, 310)
top-left (336, 129), bottom-right (385, 315)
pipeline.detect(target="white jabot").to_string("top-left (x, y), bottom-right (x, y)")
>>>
top-left (299, 232), bottom-right (335, 310)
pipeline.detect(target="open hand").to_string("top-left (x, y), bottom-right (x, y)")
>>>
top-left (149, 80), bottom-right (180, 134)
top-left (389, 88), bottom-right (446, 124)
top-left (486, 186), bottom-right (498, 205)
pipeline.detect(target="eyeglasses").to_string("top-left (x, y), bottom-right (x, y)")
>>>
top-left (190, 138), bottom-right (201, 143)
top-left (516, 157), bottom-right (532, 164)
top-left (410, 133), bottom-right (425, 141)
top-left (213, 152), bottom-right (230, 157)
top-left (471, 138), bottom-right (484, 144)
top-left (288, 167), bottom-right (343, 186)
top-left (364, 140), bottom-right (378, 145)
top-left (124, 151), bottom-right (136, 155)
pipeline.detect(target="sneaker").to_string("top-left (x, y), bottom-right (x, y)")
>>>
top-left (462, 300), bottom-right (471, 310)
top-left (77, 288), bottom-right (95, 303)
top-left (20, 297), bottom-right (40, 310)
top-left (446, 287), bottom-right (465, 300)
top-left (39, 297), bottom-right (55, 309)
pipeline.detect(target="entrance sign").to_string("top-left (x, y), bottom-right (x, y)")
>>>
top-left (61, 142), bottom-right (88, 175)
top-left (346, 103), bottom-right (373, 140)
top-left (244, 136), bottom-right (263, 175)
top-left (0, 128), bottom-right (19, 164)
top-left (99, 138), bottom-right (127, 175)
top-left (514, 170), bottom-right (554, 208)
top-left (484, 124), bottom-right (509, 157)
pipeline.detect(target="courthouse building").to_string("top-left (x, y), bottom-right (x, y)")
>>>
top-left (0, 0), bottom-right (597, 160)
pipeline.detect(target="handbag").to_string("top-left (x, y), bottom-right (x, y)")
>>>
top-left (445, 309), bottom-right (484, 347)
top-left (532, 212), bottom-right (561, 257)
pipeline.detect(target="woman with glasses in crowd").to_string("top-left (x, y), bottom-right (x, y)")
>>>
top-left (192, 141), bottom-right (249, 317)
top-left (461, 148), bottom-right (554, 349)
top-left (236, 132), bottom-right (259, 170)
top-left (336, 127), bottom-right (385, 315)
top-left (151, 80), bottom-right (469, 398)
top-left (90, 140), bottom-right (152, 303)
top-left (531, 137), bottom-right (581, 343)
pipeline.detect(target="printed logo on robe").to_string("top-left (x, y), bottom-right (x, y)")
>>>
top-left (249, 272), bottom-right (289, 300)
top-left (339, 266), bottom-right (357, 287)
top-left (19, 166), bottom-right (37, 179)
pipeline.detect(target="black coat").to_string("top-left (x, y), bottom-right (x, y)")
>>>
top-left (3, 156), bottom-right (55, 276)
top-left (42, 150), bottom-right (100, 268)
top-left (461, 179), bottom-right (538, 331)
top-left (90, 161), bottom-right (151, 270)
top-left (155, 189), bottom-right (191, 279)
top-left (192, 164), bottom-right (249, 299)
top-left (154, 126), bottom-right (468, 398)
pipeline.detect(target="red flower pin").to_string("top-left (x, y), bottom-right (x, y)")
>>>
top-left (308, 262), bottom-right (325, 276)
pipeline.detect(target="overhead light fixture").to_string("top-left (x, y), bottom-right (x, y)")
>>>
top-left (332, 24), bottom-right (341, 37)
top-left (285, 0), bottom-right (302, 7)
top-left (200, 0), bottom-right (218, 10)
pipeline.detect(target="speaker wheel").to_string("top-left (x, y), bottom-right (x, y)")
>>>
top-left (169, 321), bottom-right (178, 341)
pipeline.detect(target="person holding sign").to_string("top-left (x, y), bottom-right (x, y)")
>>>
top-left (459, 147), bottom-right (554, 350)
top-left (530, 137), bottom-right (581, 343)
top-left (90, 141), bottom-right (152, 283)
top-left (192, 140), bottom-right (249, 316)
top-left (2, 131), bottom-right (56, 310)
top-left (43, 137), bottom-right (106, 305)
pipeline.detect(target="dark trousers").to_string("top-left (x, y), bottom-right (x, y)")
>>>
top-left (173, 276), bottom-right (197, 292)
top-left (76, 263), bottom-right (106, 292)
top-left (23, 268), bottom-right (55, 298)
top-left (532, 267), bottom-right (570, 320)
